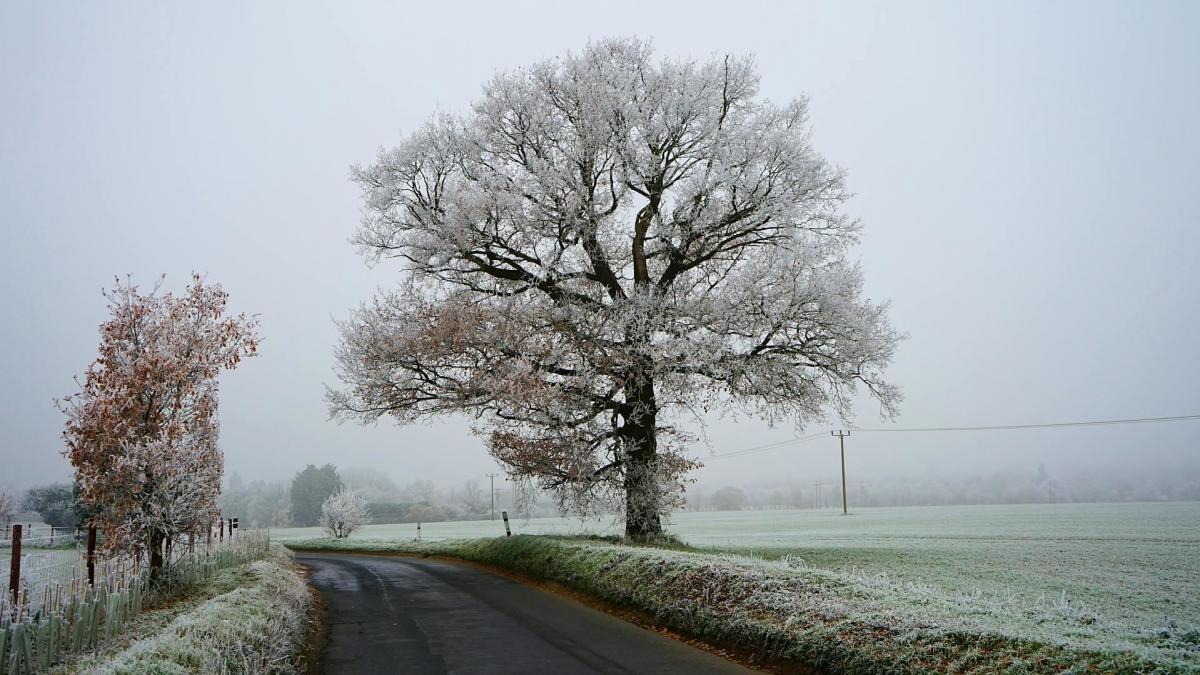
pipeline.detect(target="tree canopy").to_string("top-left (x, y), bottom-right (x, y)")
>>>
top-left (290, 464), bottom-right (343, 527)
top-left (23, 483), bottom-right (79, 528)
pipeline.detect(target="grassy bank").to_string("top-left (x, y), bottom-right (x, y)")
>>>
top-left (56, 544), bottom-right (311, 674)
top-left (285, 535), bottom-right (1197, 674)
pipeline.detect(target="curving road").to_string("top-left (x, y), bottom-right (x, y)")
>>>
top-left (297, 552), bottom-right (754, 674)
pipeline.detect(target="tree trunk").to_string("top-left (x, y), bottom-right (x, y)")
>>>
top-left (623, 373), bottom-right (663, 540)
top-left (148, 528), bottom-right (165, 583)
top-left (624, 447), bottom-right (662, 539)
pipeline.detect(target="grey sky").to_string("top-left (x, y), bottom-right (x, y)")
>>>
top-left (2, 1), bottom-right (1197, 494)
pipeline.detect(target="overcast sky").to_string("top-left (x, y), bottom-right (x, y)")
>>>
top-left (2, 1), bottom-right (1197, 495)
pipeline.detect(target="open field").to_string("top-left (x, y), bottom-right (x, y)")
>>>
top-left (274, 501), bottom-right (1200, 655)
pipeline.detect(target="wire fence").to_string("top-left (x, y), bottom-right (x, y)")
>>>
top-left (0, 528), bottom-right (78, 550)
top-left (0, 521), bottom-right (268, 674)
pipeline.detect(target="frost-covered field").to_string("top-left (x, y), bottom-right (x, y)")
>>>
top-left (274, 501), bottom-right (1200, 648)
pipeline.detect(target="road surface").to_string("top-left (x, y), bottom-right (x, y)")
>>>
top-left (297, 552), bottom-right (754, 674)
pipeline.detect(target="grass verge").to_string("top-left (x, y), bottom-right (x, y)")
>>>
top-left (285, 535), bottom-right (1196, 674)
top-left (57, 544), bottom-right (311, 674)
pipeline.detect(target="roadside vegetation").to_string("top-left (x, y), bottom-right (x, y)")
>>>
top-left (51, 544), bottom-right (310, 674)
top-left (285, 535), bottom-right (1198, 674)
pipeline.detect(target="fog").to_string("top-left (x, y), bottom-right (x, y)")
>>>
top-left (2, 1), bottom-right (1198, 501)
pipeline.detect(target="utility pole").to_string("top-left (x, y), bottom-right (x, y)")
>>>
top-left (832, 430), bottom-right (850, 515)
top-left (486, 472), bottom-right (500, 520)
top-left (813, 480), bottom-right (822, 509)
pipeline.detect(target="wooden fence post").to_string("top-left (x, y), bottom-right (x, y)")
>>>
top-left (219, 519), bottom-right (224, 541)
top-left (8, 524), bottom-right (20, 601)
top-left (87, 526), bottom-right (97, 587)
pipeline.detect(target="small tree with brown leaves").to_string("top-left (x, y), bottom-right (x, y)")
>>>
top-left (59, 275), bottom-right (258, 579)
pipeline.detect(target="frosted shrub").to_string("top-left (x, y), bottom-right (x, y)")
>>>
top-left (321, 488), bottom-right (369, 539)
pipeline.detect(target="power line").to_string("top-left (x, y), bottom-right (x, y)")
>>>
top-left (706, 432), bottom-right (826, 460)
top-left (852, 413), bottom-right (1200, 433)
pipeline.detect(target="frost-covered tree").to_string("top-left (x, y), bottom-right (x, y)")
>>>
top-left (0, 488), bottom-right (15, 531)
top-left (341, 467), bottom-right (402, 503)
top-left (711, 486), bottom-right (749, 512)
top-left (320, 488), bottom-right (369, 539)
top-left (401, 480), bottom-right (438, 505)
top-left (23, 483), bottom-right (79, 528)
top-left (59, 276), bottom-right (258, 577)
top-left (331, 38), bottom-right (901, 539)
top-left (458, 480), bottom-right (485, 515)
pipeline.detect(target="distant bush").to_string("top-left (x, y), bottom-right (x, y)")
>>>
top-left (405, 504), bottom-right (444, 524)
top-left (367, 502), bottom-right (408, 524)
top-left (365, 502), bottom-right (458, 524)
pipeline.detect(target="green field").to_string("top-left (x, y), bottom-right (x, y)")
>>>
top-left (274, 501), bottom-right (1200, 659)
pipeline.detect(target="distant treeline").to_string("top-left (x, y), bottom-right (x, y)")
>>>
top-left (685, 462), bottom-right (1200, 511)
top-left (210, 460), bottom-right (1200, 529)
top-left (215, 466), bottom-right (563, 529)
top-left (19, 460), bottom-right (1198, 532)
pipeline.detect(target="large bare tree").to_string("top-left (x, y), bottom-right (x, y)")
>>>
top-left (331, 38), bottom-right (901, 538)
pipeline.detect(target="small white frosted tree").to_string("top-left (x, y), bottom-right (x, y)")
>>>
top-left (331, 38), bottom-right (901, 539)
top-left (0, 488), bottom-right (15, 531)
top-left (320, 488), bottom-right (369, 539)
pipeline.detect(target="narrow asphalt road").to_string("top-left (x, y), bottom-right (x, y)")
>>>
top-left (297, 553), bottom-right (754, 675)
